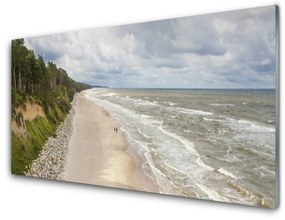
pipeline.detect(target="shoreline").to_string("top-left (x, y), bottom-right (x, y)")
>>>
top-left (63, 92), bottom-right (159, 193)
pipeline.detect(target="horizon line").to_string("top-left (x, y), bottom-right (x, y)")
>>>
top-left (88, 86), bottom-right (275, 90)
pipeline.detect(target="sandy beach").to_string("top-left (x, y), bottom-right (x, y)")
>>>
top-left (63, 92), bottom-right (158, 193)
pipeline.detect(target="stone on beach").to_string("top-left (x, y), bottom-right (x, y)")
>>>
top-left (25, 97), bottom-right (77, 180)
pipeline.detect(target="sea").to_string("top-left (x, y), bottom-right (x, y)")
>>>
top-left (84, 88), bottom-right (277, 208)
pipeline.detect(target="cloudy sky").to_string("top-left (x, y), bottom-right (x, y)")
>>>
top-left (25, 5), bottom-right (276, 88)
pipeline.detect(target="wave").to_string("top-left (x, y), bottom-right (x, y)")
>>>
top-left (125, 97), bottom-right (159, 107)
top-left (157, 126), bottom-right (215, 172)
top-left (137, 127), bottom-right (151, 140)
top-left (225, 118), bottom-right (275, 133)
top-left (175, 107), bottom-right (213, 116)
top-left (222, 153), bottom-right (242, 163)
top-left (192, 178), bottom-right (230, 202)
top-left (227, 181), bottom-right (274, 208)
top-left (85, 88), bottom-right (117, 97)
top-left (217, 168), bottom-right (237, 180)
top-left (83, 88), bottom-right (275, 207)
top-left (164, 101), bottom-right (176, 106)
top-left (143, 151), bottom-right (184, 196)
top-left (85, 90), bottom-right (227, 200)
top-left (209, 103), bottom-right (235, 107)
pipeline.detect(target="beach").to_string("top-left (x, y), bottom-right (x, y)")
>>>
top-left (24, 88), bottom-right (276, 207)
top-left (26, 88), bottom-right (276, 207)
top-left (63, 92), bottom-right (159, 193)
top-left (80, 88), bottom-right (276, 207)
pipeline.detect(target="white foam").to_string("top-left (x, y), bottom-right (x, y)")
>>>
top-left (203, 117), bottom-right (213, 121)
top-left (196, 158), bottom-right (215, 171)
top-left (157, 126), bottom-right (214, 172)
top-left (163, 162), bottom-right (188, 175)
top-left (139, 114), bottom-right (151, 119)
top-left (209, 103), bottom-right (235, 107)
top-left (164, 102), bottom-right (176, 106)
top-left (222, 154), bottom-right (242, 163)
top-left (176, 107), bottom-right (213, 116)
top-left (85, 88), bottom-right (116, 97)
top-left (129, 97), bottom-right (159, 107)
top-left (217, 168), bottom-right (237, 180)
top-left (233, 119), bottom-right (275, 133)
top-left (144, 151), bottom-right (181, 195)
top-left (104, 92), bottom-right (116, 97)
top-left (85, 93), bottom-right (154, 122)
top-left (222, 117), bottom-right (275, 134)
top-left (89, 94), bottom-right (217, 195)
top-left (137, 127), bottom-right (150, 140)
top-left (84, 89), bottom-right (271, 205)
top-left (192, 178), bottom-right (230, 202)
top-left (202, 117), bottom-right (223, 122)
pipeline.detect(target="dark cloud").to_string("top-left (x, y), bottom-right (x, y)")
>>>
top-left (25, 5), bottom-right (276, 88)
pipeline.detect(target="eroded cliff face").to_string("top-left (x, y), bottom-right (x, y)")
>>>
top-left (12, 101), bottom-right (46, 135)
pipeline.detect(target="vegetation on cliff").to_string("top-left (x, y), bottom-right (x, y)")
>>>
top-left (11, 39), bottom-right (90, 174)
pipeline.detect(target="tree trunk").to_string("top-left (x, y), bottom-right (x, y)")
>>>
top-left (12, 67), bottom-right (17, 89)
top-left (50, 79), bottom-right (52, 90)
top-left (18, 65), bottom-right (21, 92)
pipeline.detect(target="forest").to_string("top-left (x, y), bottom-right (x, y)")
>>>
top-left (11, 39), bottom-right (90, 174)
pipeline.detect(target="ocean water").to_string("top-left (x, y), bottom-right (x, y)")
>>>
top-left (84, 88), bottom-right (277, 208)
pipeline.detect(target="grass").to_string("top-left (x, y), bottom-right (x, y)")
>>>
top-left (11, 87), bottom-right (73, 175)
top-left (11, 117), bottom-right (55, 174)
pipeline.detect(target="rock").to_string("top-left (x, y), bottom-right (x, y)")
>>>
top-left (25, 95), bottom-right (78, 180)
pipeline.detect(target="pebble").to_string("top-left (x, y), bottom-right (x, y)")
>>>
top-left (25, 96), bottom-right (77, 180)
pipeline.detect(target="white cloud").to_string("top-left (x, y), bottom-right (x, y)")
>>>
top-left (25, 5), bottom-right (276, 88)
top-left (261, 58), bottom-right (272, 65)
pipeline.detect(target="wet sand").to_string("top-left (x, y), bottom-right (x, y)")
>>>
top-left (63, 92), bottom-right (158, 192)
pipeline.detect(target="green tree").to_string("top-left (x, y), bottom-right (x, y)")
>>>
top-left (12, 39), bottom-right (25, 91)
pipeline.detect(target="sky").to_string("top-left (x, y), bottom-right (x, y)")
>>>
top-left (25, 5), bottom-right (276, 88)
